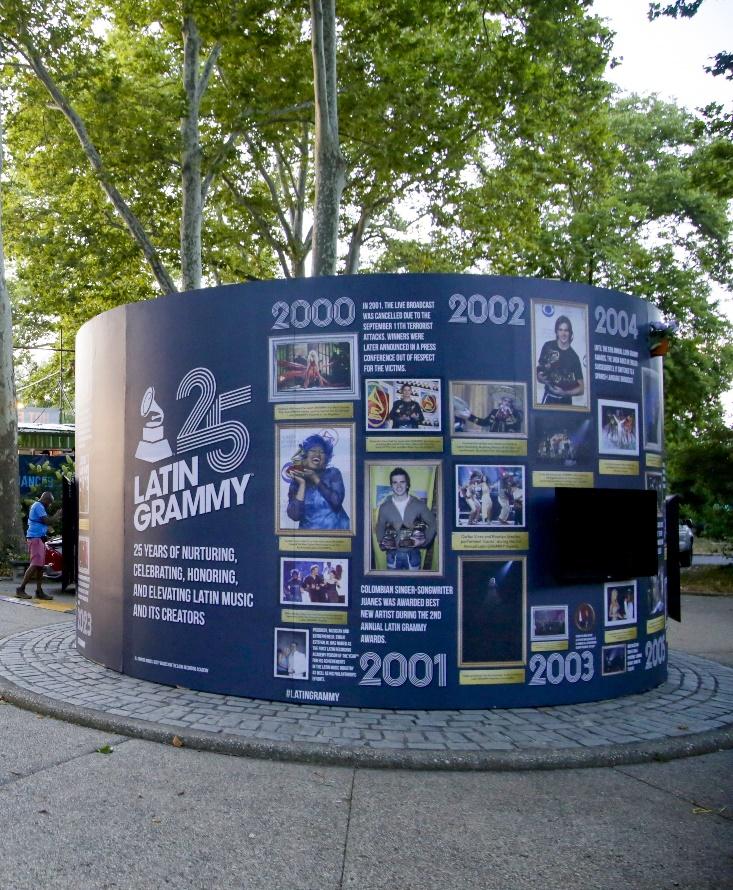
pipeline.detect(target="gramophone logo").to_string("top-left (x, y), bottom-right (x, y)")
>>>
top-left (135, 386), bottom-right (173, 462)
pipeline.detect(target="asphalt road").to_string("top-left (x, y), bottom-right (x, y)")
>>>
top-left (0, 590), bottom-right (731, 890)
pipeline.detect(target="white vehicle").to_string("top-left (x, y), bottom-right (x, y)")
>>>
top-left (678, 522), bottom-right (694, 568)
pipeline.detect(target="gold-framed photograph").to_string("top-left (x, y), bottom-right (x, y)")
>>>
top-left (458, 556), bottom-right (527, 667)
top-left (364, 460), bottom-right (442, 576)
top-left (275, 423), bottom-right (355, 536)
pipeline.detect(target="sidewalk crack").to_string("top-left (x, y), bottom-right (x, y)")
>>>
top-left (337, 767), bottom-right (357, 889)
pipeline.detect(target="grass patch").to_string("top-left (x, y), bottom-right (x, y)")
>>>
top-left (680, 564), bottom-right (733, 595)
top-left (695, 538), bottom-right (732, 557)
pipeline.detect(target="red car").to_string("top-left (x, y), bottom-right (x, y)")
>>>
top-left (43, 535), bottom-right (63, 579)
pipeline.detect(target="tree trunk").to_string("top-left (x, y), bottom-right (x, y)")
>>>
top-left (180, 16), bottom-right (219, 291)
top-left (310, 0), bottom-right (346, 277)
top-left (181, 15), bottom-right (203, 292)
top-left (0, 95), bottom-right (26, 555)
top-left (345, 207), bottom-right (371, 275)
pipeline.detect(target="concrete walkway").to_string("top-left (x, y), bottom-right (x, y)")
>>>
top-left (1, 585), bottom-right (732, 890)
top-left (1, 590), bottom-right (732, 770)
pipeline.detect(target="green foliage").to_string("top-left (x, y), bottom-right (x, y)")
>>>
top-left (1, 0), bottom-right (620, 317)
top-left (21, 457), bottom-right (74, 527)
top-left (668, 428), bottom-right (733, 546)
top-left (451, 94), bottom-right (733, 446)
top-left (680, 564), bottom-right (733, 594)
top-left (0, 1), bottom-right (730, 551)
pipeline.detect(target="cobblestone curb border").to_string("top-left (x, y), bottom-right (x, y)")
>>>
top-left (1, 622), bottom-right (732, 771)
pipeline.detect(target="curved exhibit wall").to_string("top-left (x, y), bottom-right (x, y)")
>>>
top-left (75, 274), bottom-right (668, 708)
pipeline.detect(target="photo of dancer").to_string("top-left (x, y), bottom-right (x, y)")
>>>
top-left (365, 461), bottom-right (441, 575)
top-left (532, 300), bottom-right (589, 411)
top-left (458, 558), bottom-right (526, 666)
top-left (276, 424), bottom-right (355, 536)
top-left (598, 400), bottom-right (640, 456)
top-left (455, 465), bottom-right (525, 528)
top-left (366, 379), bottom-right (441, 432)
top-left (269, 333), bottom-right (358, 401)
top-left (451, 381), bottom-right (527, 438)
top-left (280, 558), bottom-right (348, 606)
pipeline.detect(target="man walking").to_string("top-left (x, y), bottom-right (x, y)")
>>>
top-left (16, 491), bottom-right (59, 601)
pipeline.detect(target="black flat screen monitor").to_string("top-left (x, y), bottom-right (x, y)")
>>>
top-left (554, 487), bottom-right (658, 582)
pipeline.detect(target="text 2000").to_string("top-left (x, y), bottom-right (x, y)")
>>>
top-left (271, 297), bottom-right (356, 330)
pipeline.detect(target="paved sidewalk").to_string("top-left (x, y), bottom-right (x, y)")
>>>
top-left (1, 619), bottom-right (732, 770)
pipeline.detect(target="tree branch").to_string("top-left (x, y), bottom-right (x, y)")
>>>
top-left (16, 31), bottom-right (176, 294)
top-left (222, 173), bottom-right (293, 278)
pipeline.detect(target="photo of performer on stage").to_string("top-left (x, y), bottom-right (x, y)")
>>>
top-left (648, 570), bottom-right (666, 618)
top-left (534, 414), bottom-right (593, 467)
top-left (598, 400), bottom-right (640, 456)
top-left (532, 300), bottom-right (589, 411)
top-left (602, 644), bottom-right (626, 676)
top-left (451, 381), bottom-right (527, 438)
top-left (269, 333), bottom-right (358, 401)
top-left (458, 557), bottom-right (526, 667)
top-left (280, 558), bottom-right (349, 606)
top-left (531, 606), bottom-right (569, 643)
top-left (365, 461), bottom-right (441, 575)
top-left (646, 471), bottom-right (665, 518)
top-left (642, 364), bottom-right (663, 452)
top-left (455, 465), bottom-right (525, 527)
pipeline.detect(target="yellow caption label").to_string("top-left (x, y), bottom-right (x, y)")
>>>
top-left (280, 609), bottom-right (348, 625)
top-left (451, 439), bottom-right (528, 457)
top-left (598, 459), bottom-right (640, 476)
top-left (532, 471), bottom-right (594, 489)
top-left (274, 402), bottom-right (353, 420)
top-left (604, 626), bottom-right (638, 643)
top-left (78, 518), bottom-right (90, 530)
top-left (646, 615), bottom-right (666, 635)
top-left (645, 453), bottom-right (663, 468)
top-left (452, 531), bottom-right (529, 551)
top-left (366, 436), bottom-right (444, 453)
top-left (279, 537), bottom-right (352, 553)
top-left (459, 668), bottom-right (526, 685)
top-left (531, 640), bottom-right (569, 652)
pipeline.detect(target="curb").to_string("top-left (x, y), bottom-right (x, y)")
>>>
top-left (2, 674), bottom-right (732, 772)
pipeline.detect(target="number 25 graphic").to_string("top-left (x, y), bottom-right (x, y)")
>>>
top-left (176, 367), bottom-right (251, 473)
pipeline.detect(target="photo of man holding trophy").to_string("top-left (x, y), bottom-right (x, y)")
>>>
top-left (366, 463), bottom-right (441, 575)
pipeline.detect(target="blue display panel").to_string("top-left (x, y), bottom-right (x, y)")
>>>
top-left (75, 274), bottom-right (668, 708)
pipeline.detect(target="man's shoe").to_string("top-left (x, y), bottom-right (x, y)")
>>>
top-left (35, 590), bottom-right (54, 601)
top-left (15, 588), bottom-right (32, 600)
